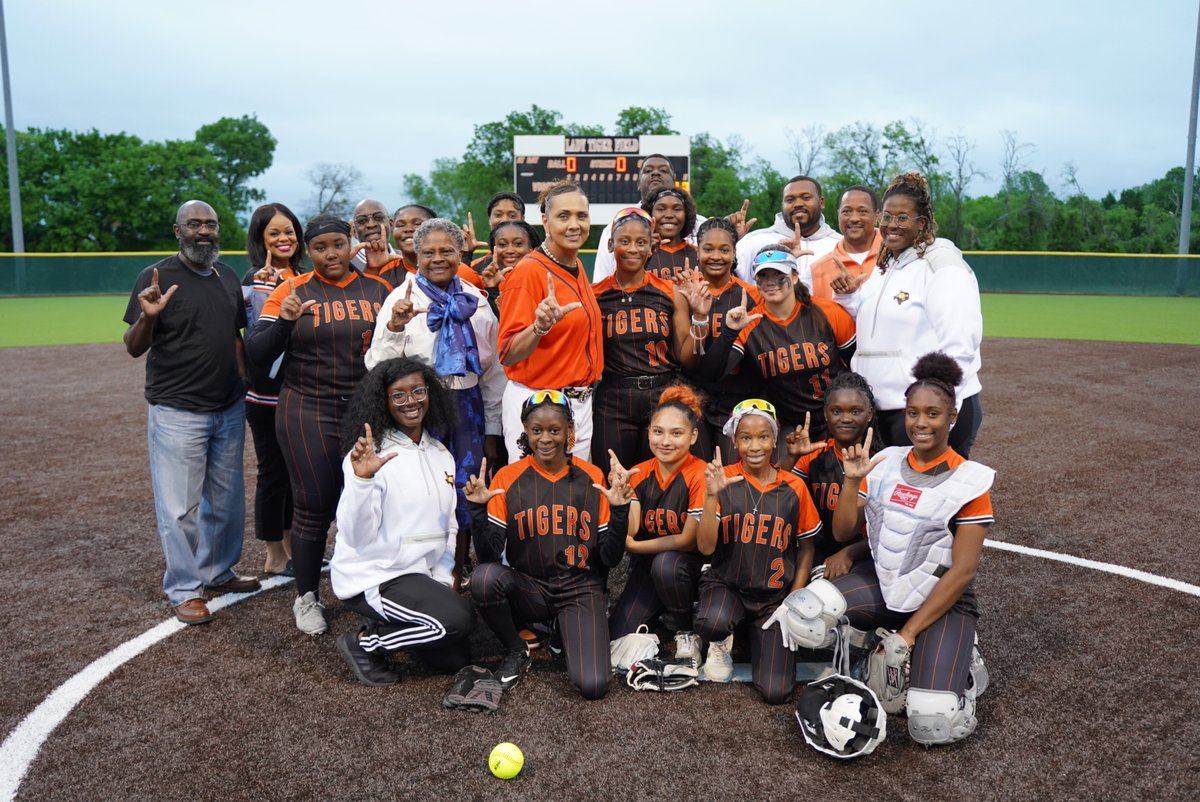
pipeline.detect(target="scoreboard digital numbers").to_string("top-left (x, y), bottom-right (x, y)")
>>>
top-left (513, 135), bottom-right (690, 224)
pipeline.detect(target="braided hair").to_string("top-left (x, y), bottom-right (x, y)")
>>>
top-left (878, 171), bottom-right (938, 272)
top-left (516, 393), bottom-right (584, 485)
top-left (696, 216), bottom-right (740, 278)
top-left (824, 370), bottom-right (881, 454)
top-left (488, 219), bottom-right (541, 252)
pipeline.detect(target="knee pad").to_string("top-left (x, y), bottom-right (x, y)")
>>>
top-left (780, 579), bottom-right (847, 650)
top-left (905, 688), bottom-right (977, 745)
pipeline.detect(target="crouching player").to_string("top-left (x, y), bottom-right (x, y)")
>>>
top-left (767, 352), bottom-right (993, 745)
top-left (694, 398), bottom-right (821, 704)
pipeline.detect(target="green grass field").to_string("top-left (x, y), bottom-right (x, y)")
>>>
top-left (0, 293), bottom-right (1197, 348)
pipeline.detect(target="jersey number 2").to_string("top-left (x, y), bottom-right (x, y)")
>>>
top-left (767, 558), bottom-right (785, 589)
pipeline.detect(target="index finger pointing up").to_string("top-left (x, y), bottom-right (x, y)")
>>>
top-left (151, 267), bottom-right (160, 287)
top-left (740, 288), bottom-right (747, 309)
top-left (287, 277), bottom-right (296, 295)
top-left (546, 272), bottom-right (555, 297)
top-left (404, 281), bottom-right (413, 301)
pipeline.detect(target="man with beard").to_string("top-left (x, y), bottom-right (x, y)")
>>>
top-left (734, 176), bottom-right (842, 290)
top-left (810, 185), bottom-right (882, 299)
top-left (348, 198), bottom-right (400, 276)
top-left (592, 154), bottom-right (706, 282)
top-left (123, 200), bottom-right (260, 625)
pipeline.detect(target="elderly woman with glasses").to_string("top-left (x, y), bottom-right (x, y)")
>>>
top-left (695, 244), bottom-right (857, 446)
top-left (365, 217), bottom-right (505, 584)
top-left (828, 172), bottom-right (984, 457)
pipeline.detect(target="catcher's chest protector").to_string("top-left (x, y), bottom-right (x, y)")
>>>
top-left (865, 448), bottom-right (995, 613)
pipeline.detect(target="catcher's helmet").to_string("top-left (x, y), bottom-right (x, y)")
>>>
top-left (795, 674), bottom-right (886, 759)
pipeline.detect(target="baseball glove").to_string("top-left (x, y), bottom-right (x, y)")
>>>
top-left (865, 628), bottom-right (910, 714)
top-left (626, 657), bottom-right (700, 692)
top-left (609, 625), bottom-right (660, 674)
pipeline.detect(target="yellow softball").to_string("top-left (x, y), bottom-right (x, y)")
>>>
top-left (488, 742), bottom-right (524, 779)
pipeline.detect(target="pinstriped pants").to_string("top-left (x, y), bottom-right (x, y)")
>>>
top-left (609, 551), bottom-right (702, 638)
top-left (830, 559), bottom-right (978, 695)
top-left (695, 576), bottom-right (795, 705)
top-left (342, 573), bottom-right (475, 673)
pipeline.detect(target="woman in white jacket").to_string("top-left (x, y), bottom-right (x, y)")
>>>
top-left (831, 172), bottom-right (984, 457)
top-left (331, 357), bottom-right (476, 686)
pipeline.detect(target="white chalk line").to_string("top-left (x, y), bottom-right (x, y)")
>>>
top-left (3, 544), bottom-right (1199, 800)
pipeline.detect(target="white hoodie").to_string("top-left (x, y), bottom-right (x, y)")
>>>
top-left (734, 213), bottom-right (842, 288)
top-left (834, 238), bottom-right (983, 411)
top-left (331, 429), bottom-right (458, 605)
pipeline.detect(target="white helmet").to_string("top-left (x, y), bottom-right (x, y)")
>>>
top-left (795, 674), bottom-right (886, 759)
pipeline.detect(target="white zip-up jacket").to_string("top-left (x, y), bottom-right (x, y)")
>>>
top-left (734, 213), bottom-right (842, 289)
top-left (365, 275), bottom-right (504, 436)
top-left (834, 238), bottom-right (982, 411)
top-left (331, 429), bottom-right (458, 602)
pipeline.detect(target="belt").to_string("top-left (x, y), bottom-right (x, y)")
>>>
top-left (613, 373), bottom-right (674, 390)
top-left (562, 384), bottom-right (597, 401)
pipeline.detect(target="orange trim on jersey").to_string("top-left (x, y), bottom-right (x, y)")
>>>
top-left (592, 270), bottom-right (675, 299)
top-left (656, 241), bottom-right (689, 253)
top-left (810, 231), bottom-right (882, 300)
top-left (723, 463), bottom-right (822, 537)
top-left (793, 439), bottom-right (841, 476)
top-left (906, 447), bottom-right (993, 520)
top-left (733, 297), bottom-right (855, 351)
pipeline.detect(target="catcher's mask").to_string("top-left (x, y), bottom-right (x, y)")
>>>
top-left (795, 673), bottom-right (886, 759)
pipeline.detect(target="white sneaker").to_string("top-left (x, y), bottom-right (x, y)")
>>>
top-left (293, 591), bottom-right (327, 635)
top-left (675, 631), bottom-right (700, 667)
top-left (702, 634), bottom-right (734, 682)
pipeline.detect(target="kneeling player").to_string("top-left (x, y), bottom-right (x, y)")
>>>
top-left (771, 353), bottom-right (993, 745)
top-left (694, 398), bottom-right (820, 704)
top-left (465, 390), bottom-right (632, 700)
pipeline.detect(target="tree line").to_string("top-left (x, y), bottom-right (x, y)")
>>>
top-left (0, 107), bottom-right (1195, 253)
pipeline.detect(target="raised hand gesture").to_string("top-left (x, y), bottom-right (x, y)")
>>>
top-left (828, 256), bottom-right (864, 295)
top-left (349, 423), bottom-right (398, 479)
top-left (778, 221), bottom-right (816, 261)
top-left (137, 267), bottom-right (178, 319)
top-left (278, 278), bottom-right (316, 321)
top-left (533, 273), bottom-right (582, 334)
top-left (676, 258), bottom-right (713, 319)
top-left (785, 412), bottom-right (822, 459)
top-left (461, 212), bottom-right (481, 255)
top-left (253, 264), bottom-right (281, 284)
top-left (704, 448), bottom-right (744, 495)
top-left (841, 428), bottom-right (885, 481)
top-left (726, 198), bottom-right (758, 239)
top-left (464, 457), bottom-right (504, 505)
top-left (604, 450), bottom-right (640, 493)
top-left (724, 288), bottom-right (763, 332)
top-left (352, 238), bottom-right (394, 272)
top-left (387, 281), bottom-right (426, 332)
top-left (479, 262), bottom-right (507, 290)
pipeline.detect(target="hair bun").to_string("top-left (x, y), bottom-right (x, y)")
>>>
top-left (911, 351), bottom-right (963, 388)
top-left (658, 384), bottom-right (703, 420)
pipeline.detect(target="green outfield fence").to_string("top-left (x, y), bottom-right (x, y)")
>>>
top-left (0, 250), bottom-right (1197, 296)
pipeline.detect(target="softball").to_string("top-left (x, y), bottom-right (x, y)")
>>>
top-left (489, 742), bottom-right (524, 779)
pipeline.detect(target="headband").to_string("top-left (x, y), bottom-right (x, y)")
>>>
top-left (650, 187), bottom-right (686, 204)
top-left (304, 218), bottom-right (351, 243)
top-left (721, 398), bottom-right (780, 439)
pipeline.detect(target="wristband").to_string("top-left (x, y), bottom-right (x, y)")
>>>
top-left (690, 316), bottom-right (709, 327)
top-left (532, 322), bottom-right (552, 337)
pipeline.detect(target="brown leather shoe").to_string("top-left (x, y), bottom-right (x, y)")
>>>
top-left (207, 575), bottom-right (262, 594)
top-left (174, 598), bottom-right (213, 625)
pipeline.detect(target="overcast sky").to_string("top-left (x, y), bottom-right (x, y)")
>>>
top-left (4, 0), bottom-right (1197, 218)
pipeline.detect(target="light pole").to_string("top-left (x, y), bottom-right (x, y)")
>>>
top-left (0, 0), bottom-right (24, 293)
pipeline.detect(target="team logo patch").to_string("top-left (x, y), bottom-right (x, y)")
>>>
top-left (890, 484), bottom-right (922, 508)
top-left (444, 471), bottom-right (455, 485)
top-left (893, 291), bottom-right (910, 305)
top-left (887, 664), bottom-right (901, 687)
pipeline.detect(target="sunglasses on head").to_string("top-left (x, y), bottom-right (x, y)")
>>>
top-left (526, 389), bottom-right (569, 408)
top-left (732, 398), bottom-right (777, 418)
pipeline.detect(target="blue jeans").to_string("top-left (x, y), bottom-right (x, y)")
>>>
top-left (147, 400), bottom-right (246, 604)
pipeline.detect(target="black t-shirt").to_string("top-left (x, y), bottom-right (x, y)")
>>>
top-left (124, 255), bottom-right (247, 411)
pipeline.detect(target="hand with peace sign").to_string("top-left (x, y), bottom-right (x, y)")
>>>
top-left (828, 255), bottom-right (865, 295)
top-left (532, 273), bottom-right (582, 335)
top-left (723, 288), bottom-right (763, 332)
top-left (137, 267), bottom-right (178, 319)
top-left (463, 457), bottom-right (504, 505)
top-left (349, 423), bottom-right (399, 479)
top-left (278, 278), bottom-right (317, 321)
top-left (840, 428), bottom-right (885, 481)
top-left (778, 221), bottom-right (816, 261)
top-left (704, 448), bottom-right (744, 496)
top-left (351, 238), bottom-right (394, 273)
top-left (726, 198), bottom-right (758, 239)
top-left (785, 412), bottom-right (823, 459)
top-left (387, 281), bottom-right (426, 332)
top-left (460, 212), bottom-right (482, 256)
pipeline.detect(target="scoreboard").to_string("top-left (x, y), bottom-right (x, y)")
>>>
top-left (513, 135), bottom-right (690, 224)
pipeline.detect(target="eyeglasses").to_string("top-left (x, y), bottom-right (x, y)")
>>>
top-left (354, 212), bottom-right (389, 227)
top-left (732, 398), bottom-right (777, 418)
top-left (754, 273), bottom-right (791, 290)
top-left (879, 212), bottom-right (922, 226)
top-left (527, 389), bottom-right (568, 407)
top-left (182, 220), bottom-right (219, 232)
top-left (389, 386), bottom-right (429, 405)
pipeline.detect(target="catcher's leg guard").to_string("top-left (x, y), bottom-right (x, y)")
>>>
top-left (968, 633), bottom-right (988, 698)
top-left (781, 579), bottom-right (847, 649)
top-left (905, 688), bottom-right (978, 745)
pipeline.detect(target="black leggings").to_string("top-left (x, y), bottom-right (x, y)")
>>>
top-left (877, 392), bottom-right (983, 458)
top-left (245, 400), bottom-right (292, 542)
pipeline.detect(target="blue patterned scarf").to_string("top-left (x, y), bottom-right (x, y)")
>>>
top-left (415, 273), bottom-right (482, 377)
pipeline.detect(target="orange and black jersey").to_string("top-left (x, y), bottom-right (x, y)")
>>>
top-left (629, 454), bottom-right (707, 541)
top-left (709, 463), bottom-right (822, 594)
top-left (247, 270), bottom-right (392, 399)
top-left (593, 272), bottom-right (680, 377)
top-left (684, 277), bottom-right (763, 420)
top-left (471, 456), bottom-right (629, 578)
top-left (646, 242), bottom-right (698, 282)
top-left (791, 440), bottom-right (861, 561)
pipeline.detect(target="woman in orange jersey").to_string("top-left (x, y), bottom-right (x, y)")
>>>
top-left (694, 398), bottom-right (820, 703)
top-left (241, 202), bottom-right (305, 576)
top-left (590, 206), bottom-right (704, 477)
top-left (497, 181), bottom-right (604, 463)
top-left (608, 386), bottom-right (709, 667)
top-left (698, 246), bottom-right (856, 447)
top-left (682, 217), bottom-right (763, 462)
top-left (245, 213), bottom-right (393, 635)
top-left (464, 390), bottom-right (633, 699)
top-left (641, 186), bottom-right (698, 281)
